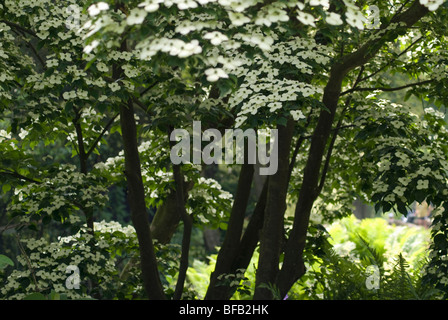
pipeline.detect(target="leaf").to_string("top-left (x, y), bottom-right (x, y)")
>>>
top-left (23, 292), bottom-right (47, 300)
top-left (0, 254), bottom-right (14, 269)
top-left (2, 183), bottom-right (11, 193)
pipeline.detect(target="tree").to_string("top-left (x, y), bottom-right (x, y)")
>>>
top-left (1, 0), bottom-right (448, 300)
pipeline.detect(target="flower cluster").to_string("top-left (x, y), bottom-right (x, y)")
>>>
top-left (229, 35), bottom-right (329, 127)
top-left (8, 165), bottom-right (109, 225)
top-left (1, 221), bottom-right (142, 300)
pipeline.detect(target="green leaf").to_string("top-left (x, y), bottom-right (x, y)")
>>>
top-left (0, 254), bottom-right (14, 269)
top-left (2, 183), bottom-right (11, 193)
top-left (23, 292), bottom-right (47, 300)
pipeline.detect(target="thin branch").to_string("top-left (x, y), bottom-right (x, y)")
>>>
top-left (341, 79), bottom-right (434, 96)
top-left (25, 40), bottom-right (47, 71)
top-left (288, 111), bottom-right (313, 181)
top-left (16, 234), bottom-right (40, 292)
top-left (85, 112), bottom-right (120, 158)
top-left (0, 169), bottom-right (41, 184)
top-left (358, 36), bottom-right (424, 84)
top-left (0, 20), bottom-right (38, 38)
top-left (139, 81), bottom-right (159, 97)
top-left (168, 128), bottom-right (193, 300)
top-left (316, 99), bottom-right (351, 195)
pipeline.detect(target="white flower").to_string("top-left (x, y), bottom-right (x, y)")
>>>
top-left (249, 35), bottom-right (274, 51)
top-left (393, 186), bottom-right (406, 197)
top-left (18, 129), bottom-right (28, 140)
top-left (126, 8), bottom-right (148, 25)
top-left (345, 8), bottom-right (366, 30)
top-left (228, 12), bottom-right (250, 26)
top-left (417, 166), bottom-right (431, 176)
top-left (176, 0), bottom-right (198, 10)
top-left (416, 179), bottom-right (429, 190)
top-left (398, 177), bottom-right (411, 186)
top-left (175, 21), bottom-right (197, 35)
top-left (326, 12), bottom-right (343, 25)
top-left (269, 102), bottom-right (282, 112)
top-left (109, 82), bottom-right (120, 92)
top-left (177, 40), bottom-right (202, 58)
top-left (205, 68), bottom-right (228, 82)
top-left (97, 62), bottom-right (109, 72)
top-left (310, 0), bottom-right (329, 7)
top-left (291, 110), bottom-right (306, 121)
top-left (138, 0), bottom-right (164, 12)
top-left (420, 0), bottom-right (444, 11)
top-left (203, 31), bottom-right (229, 46)
top-left (296, 11), bottom-right (316, 27)
top-left (384, 193), bottom-right (395, 202)
top-left (88, 2), bottom-right (109, 16)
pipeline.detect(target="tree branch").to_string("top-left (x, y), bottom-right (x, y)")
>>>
top-left (317, 98), bottom-right (351, 194)
top-left (0, 169), bottom-right (41, 184)
top-left (168, 128), bottom-right (193, 300)
top-left (357, 35), bottom-right (423, 84)
top-left (341, 79), bottom-right (434, 96)
top-left (0, 20), bottom-right (38, 38)
top-left (86, 112), bottom-right (120, 158)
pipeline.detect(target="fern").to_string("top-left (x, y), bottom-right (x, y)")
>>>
top-left (297, 236), bottom-right (440, 300)
top-left (357, 234), bottom-right (386, 271)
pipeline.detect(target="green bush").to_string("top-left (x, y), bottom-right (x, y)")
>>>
top-left (184, 215), bottom-right (438, 300)
top-left (292, 216), bottom-right (440, 300)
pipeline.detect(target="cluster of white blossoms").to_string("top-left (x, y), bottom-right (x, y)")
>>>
top-left (1, 220), bottom-right (140, 299)
top-left (187, 177), bottom-right (232, 225)
top-left (228, 35), bottom-right (329, 127)
top-left (8, 165), bottom-right (109, 223)
top-left (80, 0), bottom-right (372, 87)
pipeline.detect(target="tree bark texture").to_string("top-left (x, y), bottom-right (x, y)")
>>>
top-left (120, 99), bottom-right (166, 300)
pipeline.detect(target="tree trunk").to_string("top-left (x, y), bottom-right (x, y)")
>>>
top-left (120, 99), bottom-right (166, 300)
top-left (275, 1), bottom-right (429, 299)
top-left (253, 118), bottom-right (295, 299)
top-left (150, 181), bottom-right (192, 244)
top-left (205, 161), bottom-right (254, 300)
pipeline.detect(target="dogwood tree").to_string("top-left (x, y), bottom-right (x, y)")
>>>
top-left (1, 0), bottom-right (448, 300)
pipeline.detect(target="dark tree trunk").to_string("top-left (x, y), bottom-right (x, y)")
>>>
top-left (205, 161), bottom-right (254, 300)
top-left (120, 100), bottom-right (166, 300)
top-left (275, 1), bottom-right (429, 299)
top-left (253, 119), bottom-right (295, 299)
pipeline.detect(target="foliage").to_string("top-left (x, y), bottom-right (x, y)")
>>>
top-left (182, 216), bottom-right (435, 300)
top-left (293, 217), bottom-right (440, 300)
top-left (0, 221), bottom-right (143, 300)
top-left (1, 0), bottom-right (448, 300)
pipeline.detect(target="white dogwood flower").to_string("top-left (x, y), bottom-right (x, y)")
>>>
top-left (205, 68), bottom-right (228, 82)
top-left (203, 31), bottom-right (229, 45)
top-left (126, 8), bottom-right (148, 25)
top-left (88, 2), bottom-right (109, 16)
top-left (326, 12), bottom-right (343, 25)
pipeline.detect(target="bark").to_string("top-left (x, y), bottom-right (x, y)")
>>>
top-left (73, 109), bottom-right (94, 233)
top-left (253, 118), bottom-right (295, 299)
top-left (275, 1), bottom-right (429, 299)
top-left (150, 181), bottom-right (192, 244)
top-left (205, 161), bottom-right (254, 300)
top-left (171, 159), bottom-right (193, 300)
top-left (120, 99), bottom-right (166, 300)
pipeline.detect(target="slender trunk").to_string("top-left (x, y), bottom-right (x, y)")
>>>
top-left (205, 161), bottom-right (254, 300)
top-left (253, 118), bottom-right (295, 300)
top-left (120, 99), bottom-right (166, 300)
top-left (73, 111), bottom-right (94, 233)
top-left (170, 132), bottom-right (193, 300)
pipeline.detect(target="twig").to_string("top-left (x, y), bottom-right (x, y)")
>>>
top-left (16, 234), bottom-right (40, 292)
